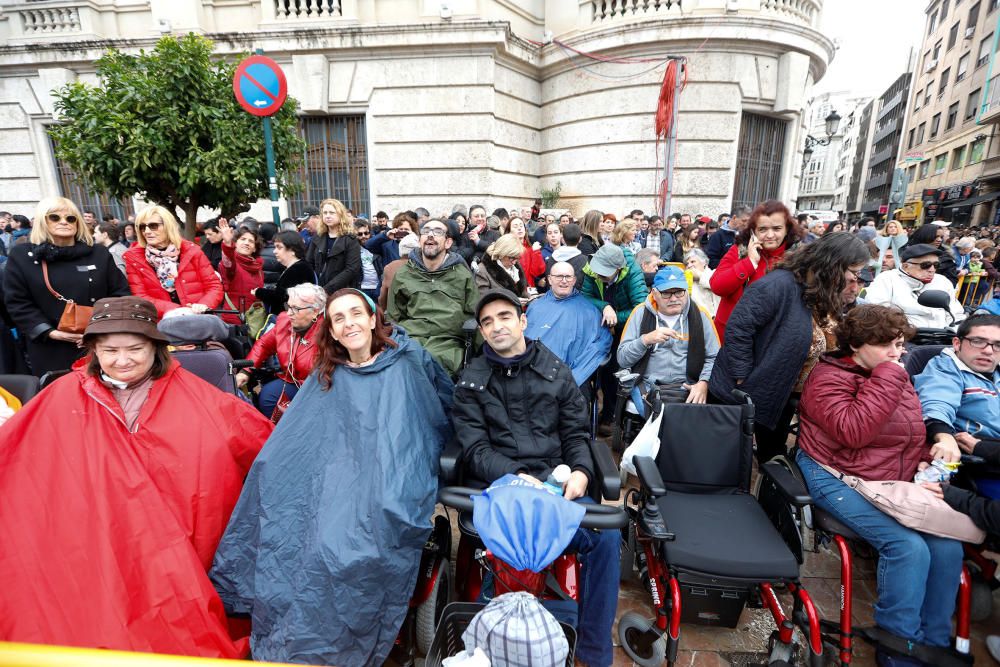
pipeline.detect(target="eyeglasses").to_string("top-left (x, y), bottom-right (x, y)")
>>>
top-left (287, 304), bottom-right (314, 314)
top-left (47, 213), bottom-right (78, 224)
top-left (844, 268), bottom-right (864, 285)
top-left (138, 222), bottom-right (163, 233)
top-left (550, 274), bottom-right (575, 281)
top-left (659, 290), bottom-right (687, 300)
top-left (421, 228), bottom-right (447, 238)
top-left (961, 336), bottom-right (1000, 353)
top-left (907, 260), bottom-right (940, 270)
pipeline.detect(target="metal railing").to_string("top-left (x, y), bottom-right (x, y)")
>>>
top-left (956, 275), bottom-right (996, 309)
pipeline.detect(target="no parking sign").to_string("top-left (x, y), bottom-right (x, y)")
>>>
top-left (233, 55), bottom-right (288, 117)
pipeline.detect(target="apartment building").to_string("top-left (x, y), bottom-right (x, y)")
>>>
top-left (900, 0), bottom-right (1000, 225)
top-left (861, 72), bottom-right (913, 216)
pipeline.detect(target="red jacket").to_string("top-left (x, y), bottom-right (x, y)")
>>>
top-left (521, 239), bottom-right (546, 288)
top-left (219, 242), bottom-right (263, 325)
top-left (798, 354), bottom-right (930, 481)
top-left (124, 240), bottom-right (224, 317)
top-left (709, 242), bottom-right (787, 339)
top-left (0, 361), bottom-right (272, 657)
top-left (246, 312), bottom-right (323, 385)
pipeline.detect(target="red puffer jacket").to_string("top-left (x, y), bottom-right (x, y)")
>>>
top-left (798, 353), bottom-right (931, 481)
top-left (709, 242), bottom-right (786, 340)
top-left (246, 312), bottom-right (323, 385)
top-left (124, 240), bottom-right (224, 317)
top-left (520, 238), bottom-right (546, 288)
top-left (219, 242), bottom-right (263, 325)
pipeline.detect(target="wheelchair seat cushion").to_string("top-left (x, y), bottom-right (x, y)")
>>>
top-left (659, 492), bottom-right (800, 581)
top-left (811, 505), bottom-right (861, 541)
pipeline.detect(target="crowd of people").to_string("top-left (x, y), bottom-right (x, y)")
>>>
top-left (0, 195), bottom-right (999, 666)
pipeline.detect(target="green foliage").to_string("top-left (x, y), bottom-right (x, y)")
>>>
top-left (50, 34), bottom-right (305, 236)
top-left (540, 181), bottom-right (562, 209)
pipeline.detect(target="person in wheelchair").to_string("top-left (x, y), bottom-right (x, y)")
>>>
top-left (795, 305), bottom-right (964, 659)
top-left (236, 282), bottom-right (326, 421)
top-left (914, 313), bottom-right (1000, 464)
top-left (453, 288), bottom-right (619, 667)
top-left (617, 265), bottom-right (719, 406)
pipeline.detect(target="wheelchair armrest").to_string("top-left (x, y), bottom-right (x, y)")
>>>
top-left (588, 438), bottom-right (621, 501)
top-left (439, 438), bottom-right (464, 484)
top-left (634, 455), bottom-right (666, 497)
top-left (760, 461), bottom-right (812, 506)
top-left (462, 318), bottom-right (478, 336)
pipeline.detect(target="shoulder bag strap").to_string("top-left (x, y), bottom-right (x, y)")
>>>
top-left (685, 302), bottom-right (706, 384)
top-left (41, 261), bottom-right (68, 302)
top-left (630, 308), bottom-right (657, 381)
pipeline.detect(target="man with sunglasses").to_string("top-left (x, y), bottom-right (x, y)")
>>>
top-left (864, 243), bottom-right (965, 329)
top-left (915, 314), bottom-right (1000, 464)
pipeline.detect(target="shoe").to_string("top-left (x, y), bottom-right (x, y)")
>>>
top-left (875, 647), bottom-right (925, 667)
top-left (597, 422), bottom-right (612, 437)
top-left (987, 635), bottom-right (1000, 664)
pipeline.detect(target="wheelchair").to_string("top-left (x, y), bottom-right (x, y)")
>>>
top-left (619, 390), bottom-right (827, 667)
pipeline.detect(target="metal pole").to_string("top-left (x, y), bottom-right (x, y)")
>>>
top-left (256, 47), bottom-right (282, 226)
top-left (662, 57), bottom-right (684, 218)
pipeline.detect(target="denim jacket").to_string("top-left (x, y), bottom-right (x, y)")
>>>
top-left (915, 348), bottom-right (1000, 439)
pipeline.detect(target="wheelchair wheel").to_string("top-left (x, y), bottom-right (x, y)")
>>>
top-left (415, 559), bottom-right (451, 656)
top-left (618, 611), bottom-right (666, 667)
top-left (970, 573), bottom-right (993, 622)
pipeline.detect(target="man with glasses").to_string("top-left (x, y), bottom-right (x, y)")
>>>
top-left (387, 218), bottom-right (478, 374)
top-left (524, 261), bottom-right (612, 399)
top-left (353, 220), bottom-right (382, 301)
top-left (618, 265), bottom-right (720, 405)
top-left (915, 314), bottom-right (1000, 464)
top-left (864, 243), bottom-right (965, 329)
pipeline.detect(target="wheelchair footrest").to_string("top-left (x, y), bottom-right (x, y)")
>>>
top-left (856, 626), bottom-right (973, 667)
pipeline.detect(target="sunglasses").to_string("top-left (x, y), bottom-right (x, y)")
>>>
top-left (47, 213), bottom-right (78, 224)
top-left (138, 222), bottom-right (163, 233)
top-left (908, 260), bottom-right (940, 270)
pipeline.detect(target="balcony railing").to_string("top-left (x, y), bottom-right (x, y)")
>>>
top-left (589, 0), bottom-right (820, 27)
top-left (759, 0), bottom-right (821, 28)
top-left (20, 5), bottom-right (80, 33)
top-left (981, 73), bottom-right (1000, 124)
top-left (590, 0), bottom-right (681, 23)
top-left (273, 0), bottom-right (342, 20)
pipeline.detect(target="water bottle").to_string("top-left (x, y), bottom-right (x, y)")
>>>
top-left (913, 459), bottom-right (959, 484)
top-left (544, 464), bottom-right (572, 494)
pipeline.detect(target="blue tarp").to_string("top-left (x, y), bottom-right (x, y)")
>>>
top-left (524, 290), bottom-right (612, 385)
top-left (210, 327), bottom-right (454, 666)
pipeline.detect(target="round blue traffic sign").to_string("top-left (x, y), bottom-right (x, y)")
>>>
top-left (233, 55), bottom-right (288, 117)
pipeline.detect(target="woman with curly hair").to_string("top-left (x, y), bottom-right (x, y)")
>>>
top-left (306, 198), bottom-right (361, 294)
top-left (709, 232), bottom-right (869, 463)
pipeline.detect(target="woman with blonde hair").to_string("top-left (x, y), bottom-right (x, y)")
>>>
top-left (475, 233), bottom-right (527, 296)
top-left (874, 219), bottom-right (908, 276)
top-left (306, 197), bottom-right (361, 294)
top-left (578, 209), bottom-right (603, 257)
top-left (123, 205), bottom-right (223, 317)
top-left (612, 219), bottom-right (642, 256)
top-left (4, 196), bottom-right (129, 375)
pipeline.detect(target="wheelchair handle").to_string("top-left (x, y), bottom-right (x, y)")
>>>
top-left (231, 359), bottom-right (255, 370)
top-left (438, 486), bottom-right (627, 530)
top-left (204, 308), bottom-right (241, 315)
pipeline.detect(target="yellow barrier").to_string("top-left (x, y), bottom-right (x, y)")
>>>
top-left (0, 642), bottom-right (307, 667)
top-left (956, 274), bottom-right (995, 309)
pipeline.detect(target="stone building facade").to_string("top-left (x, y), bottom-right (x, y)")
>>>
top-left (0, 0), bottom-right (833, 221)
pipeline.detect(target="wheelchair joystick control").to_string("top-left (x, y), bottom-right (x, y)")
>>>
top-left (639, 498), bottom-right (674, 541)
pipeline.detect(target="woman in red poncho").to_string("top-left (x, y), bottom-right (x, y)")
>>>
top-left (508, 217), bottom-right (547, 289)
top-left (0, 296), bottom-right (272, 658)
top-left (218, 218), bottom-right (264, 326)
top-left (710, 199), bottom-right (800, 340)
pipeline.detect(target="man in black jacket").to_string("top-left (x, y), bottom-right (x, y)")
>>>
top-left (453, 288), bottom-right (618, 667)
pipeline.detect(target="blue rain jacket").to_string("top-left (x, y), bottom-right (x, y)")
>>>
top-left (524, 290), bottom-right (612, 385)
top-left (210, 327), bottom-right (453, 666)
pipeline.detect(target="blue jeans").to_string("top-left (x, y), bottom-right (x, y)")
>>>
top-left (258, 379), bottom-right (298, 419)
top-left (478, 496), bottom-right (619, 667)
top-left (796, 451), bottom-right (963, 647)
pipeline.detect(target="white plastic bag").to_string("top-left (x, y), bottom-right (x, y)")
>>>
top-left (443, 647), bottom-right (492, 667)
top-left (620, 406), bottom-right (663, 476)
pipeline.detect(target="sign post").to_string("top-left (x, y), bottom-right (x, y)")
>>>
top-left (233, 50), bottom-right (289, 226)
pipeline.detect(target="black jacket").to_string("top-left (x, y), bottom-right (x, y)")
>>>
top-left (454, 340), bottom-right (593, 486)
top-left (254, 259), bottom-right (316, 313)
top-left (201, 240), bottom-right (223, 272)
top-left (709, 269), bottom-right (813, 429)
top-left (944, 439), bottom-right (1000, 535)
top-left (307, 234), bottom-right (361, 294)
top-left (578, 235), bottom-right (599, 258)
top-left (260, 243), bottom-right (283, 287)
top-left (4, 242), bottom-right (130, 375)
top-left (705, 227), bottom-right (736, 269)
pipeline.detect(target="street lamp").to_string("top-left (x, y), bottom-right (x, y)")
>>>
top-left (803, 110), bottom-right (842, 155)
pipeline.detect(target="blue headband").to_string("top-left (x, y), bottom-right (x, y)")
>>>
top-left (346, 288), bottom-right (377, 314)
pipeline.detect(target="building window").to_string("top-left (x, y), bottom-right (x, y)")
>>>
top-left (915, 89), bottom-right (923, 111)
top-left (925, 85), bottom-right (934, 106)
top-left (949, 21), bottom-right (961, 48)
top-left (929, 9), bottom-right (939, 34)
top-left (970, 1), bottom-right (981, 30)
top-left (944, 0), bottom-right (952, 18)
top-left (991, 0), bottom-right (999, 12)
top-left (967, 87), bottom-right (981, 118)
top-left (287, 115), bottom-right (371, 218)
top-left (47, 133), bottom-right (135, 221)
top-left (951, 145), bottom-right (967, 168)
top-left (934, 39), bottom-right (944, 60)
top-left (919, 159), bottom-right (931, 179)
top-left (939, 69), bottom-right (950, 96)
top-left (931, 112), bottom-right (942, 137)
top-left (947, 101), bottom-right (959, 129)
top-left (908, 165), bottom-right (918, 183)
top-left (978, 33), bottom-right (993, 66)
top-left (935, 154), bottom-right (948, 174)
top-left (957, 52), bottom-right (970, 80)
top-left (908, 127), bottom-right (916, 148)
top-left (733, 112), bottom-right (787, 212)
top-left (918, 121), bottom-right (927, 144)
top-left (969, 136), bottom-right (987, 163)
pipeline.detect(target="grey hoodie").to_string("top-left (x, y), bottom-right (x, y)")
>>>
top-left (617, 295), bottom-right (720, 386)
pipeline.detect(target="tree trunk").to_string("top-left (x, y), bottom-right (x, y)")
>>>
top-left (180, 202), bottom-right (199, 241)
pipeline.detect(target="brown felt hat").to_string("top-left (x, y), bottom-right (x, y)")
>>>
top-left (84, 296), bottom-right (169, 343)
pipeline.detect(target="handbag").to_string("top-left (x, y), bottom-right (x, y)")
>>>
top-left (818, 462), bottom-right (985, 544)
top-left (42, 261), bottom-right (92, 334)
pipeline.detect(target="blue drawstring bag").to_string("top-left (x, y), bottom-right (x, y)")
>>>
top-left (472, 474), bottom-right (585, 573)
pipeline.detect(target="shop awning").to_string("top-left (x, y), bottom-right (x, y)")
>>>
top-left (941, 191), bottom-right (1000, 208)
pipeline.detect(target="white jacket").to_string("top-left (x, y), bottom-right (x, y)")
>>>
top-left (864, 268), bottom-right (965, 328)
top-left (691, 268), bottom-right (721, 318)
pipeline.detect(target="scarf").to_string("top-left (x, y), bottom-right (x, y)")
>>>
top-left (145, 244), bottom-right (181, 292)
